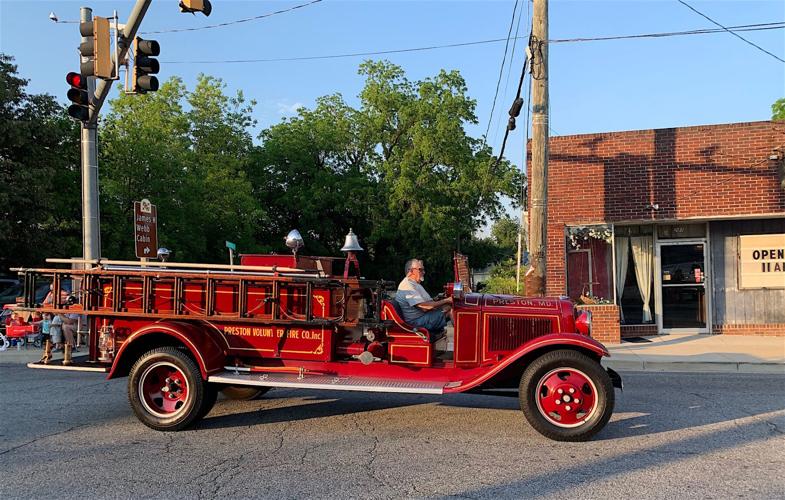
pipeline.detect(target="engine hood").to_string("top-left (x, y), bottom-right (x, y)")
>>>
top-left (462, 293), bottom-right (573, 314)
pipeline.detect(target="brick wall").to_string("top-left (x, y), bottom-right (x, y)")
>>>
top-left (576, 304), bottom-right (620, 344)
top-left (620, 325), bottom-right (658, 338)
top-left (712, 324), bottom-right (785, 336)
top-left (527, 121), bottom-right (785, 297)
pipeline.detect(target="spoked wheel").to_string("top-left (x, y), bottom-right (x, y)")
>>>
top-left (220, 386), bottom-right (270, 401)
top-left (520, 349), bottom-right (614, 442)
top-left (128, 347), bottom-right (215, 431)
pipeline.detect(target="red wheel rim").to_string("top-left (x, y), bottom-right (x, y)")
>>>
top-left (139, 361), bottom-right (190, 418)
top-left (535, 367), bottom-right (598, 428)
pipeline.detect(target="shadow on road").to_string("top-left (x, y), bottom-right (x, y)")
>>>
top-left (194, 373), bottom-right (785, 444)
top-left (196, 391), bottom-right (435, 430)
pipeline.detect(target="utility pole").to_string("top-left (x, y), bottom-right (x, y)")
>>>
top-left (525, 0), bottom-right (549, 297)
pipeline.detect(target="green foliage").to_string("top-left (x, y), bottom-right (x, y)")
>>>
top-left (0, 56), bottom-right (521, 287)
top-left (99, 75), bottom-right (263, 261)
top-left (0, 54), bottom-right (80, 271)
top-left (468, 217), bottom-right (524, 295)
top-left (256, 61), bottom-right (523, 284)
top-left (773, 98), bottom-right (785, 121)
top-left (463, 216), bottom-right (521, 274)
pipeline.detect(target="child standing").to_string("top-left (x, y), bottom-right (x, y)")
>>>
top-left (38, 313), bottom-right (53, 364)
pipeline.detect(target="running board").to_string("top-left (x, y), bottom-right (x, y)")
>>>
top-left (208, 371), bottom-right (447, 395)
top-left (27, 357), bottom-right (109, 373)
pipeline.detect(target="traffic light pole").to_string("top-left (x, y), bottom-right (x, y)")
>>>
top-left (81, 6), bottom-right (101, 264)
top-left (79, 0), bottom-right (153, 265)
top-left (76, 0), bottom-right (209, 265)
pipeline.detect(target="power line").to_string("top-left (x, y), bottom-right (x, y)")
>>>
top-left (162, 22), bottom-right (785, 64)
top-left (492, 34), bottom-right (531, 169)
top-left (484, 0), bottom-right (520, 143)
top-left (548, 22), bottom-right (784, 43)
top-left (493, 0), bottom-right (529, 147)
top-left (141, 0), bottom-right (323, 35)
top-left (676, 1), bottom-right (784, 63)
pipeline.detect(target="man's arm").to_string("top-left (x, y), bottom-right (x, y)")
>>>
top-left (415, 297), bottom-right (452, 312)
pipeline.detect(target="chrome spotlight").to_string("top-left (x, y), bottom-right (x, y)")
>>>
top-left (285, 229), bottom-right (304, 252)
top-left (157, 247), bottom-right (171, 262)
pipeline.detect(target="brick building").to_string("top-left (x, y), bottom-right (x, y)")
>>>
top-left (529, 121), bottom-right (785, 343)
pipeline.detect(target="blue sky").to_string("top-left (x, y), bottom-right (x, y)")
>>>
top-left (1, 0), bottom-right (783, 194)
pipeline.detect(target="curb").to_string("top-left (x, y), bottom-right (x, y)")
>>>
top-left (604, 359), bottom-right (785, 375)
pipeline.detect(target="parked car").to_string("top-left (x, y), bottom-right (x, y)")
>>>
top-left (0, 283), bottom-right (23, 306)
top-left (0, 281), bottom-right (72, 307)
top-left (0, 277), bottom-right (19, 289)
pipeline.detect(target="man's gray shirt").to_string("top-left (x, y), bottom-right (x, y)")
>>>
top-left (396, 277), bottom-right (433, 323)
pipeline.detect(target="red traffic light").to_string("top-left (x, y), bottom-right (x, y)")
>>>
top-left (66, 72), bottom-right (86, 89)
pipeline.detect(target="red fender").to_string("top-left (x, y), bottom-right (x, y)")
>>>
top-left (445, 333), bottom-right (610, 393)
top-left (107, 321), bottom-right (226, 380)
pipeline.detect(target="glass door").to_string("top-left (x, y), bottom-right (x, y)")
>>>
top-left (657, 241), bottom-right (710, 333)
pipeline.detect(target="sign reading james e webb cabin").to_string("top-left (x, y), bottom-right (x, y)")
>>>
top-left (739, 234), bottom-right (785, 289)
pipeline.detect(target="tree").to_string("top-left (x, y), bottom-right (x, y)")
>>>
top-left (773, 98), bottom-right (785, 121)
top-left (252, 94), bottom-right (376, 257)
top-left (254, 61), bottom-right (523, 284)
top-left (0, 53), bottom-right (80, 271)
top-left (100, 75), bottom-right (262, 262)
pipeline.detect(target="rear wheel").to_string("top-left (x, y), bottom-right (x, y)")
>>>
top-left (220, 386), bottom-right (270, 401)
top-left (519, 349), bottom-right (614, 442)
top-left (128, 347), bottom-right (211, 431)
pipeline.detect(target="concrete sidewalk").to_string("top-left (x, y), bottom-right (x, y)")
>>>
top-left (2, 334), bottom-right (784, 374)
top-left (603, 333), bottom-right (785, 374)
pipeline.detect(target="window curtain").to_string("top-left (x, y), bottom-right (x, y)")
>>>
top-left (631, 236), bottom-right (654, 322)
top-left (614, 236), bottom-right (629, 323)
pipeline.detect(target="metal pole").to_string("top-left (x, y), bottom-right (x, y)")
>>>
top-left (81, 6), bottom-right (100, 264)
top-left (525, 0), bottom-right (549, 297)
top-left (81, 123), bottom-right (100, 262)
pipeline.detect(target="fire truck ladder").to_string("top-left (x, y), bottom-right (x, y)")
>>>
top-left (15, 259), bottom-right (389, 328)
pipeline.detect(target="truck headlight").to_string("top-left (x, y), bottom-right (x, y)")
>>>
top-left (575, 309), bottom-right (592, 336)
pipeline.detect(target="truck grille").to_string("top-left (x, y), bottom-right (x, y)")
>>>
top-left (488, 316), bottom-right (552, 351)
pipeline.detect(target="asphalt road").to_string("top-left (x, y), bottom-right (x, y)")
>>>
top-left (0, 366), bottom-right (783, 499)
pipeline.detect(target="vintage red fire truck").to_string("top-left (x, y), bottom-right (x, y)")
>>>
top-left (14, 241), bottom-right (621, 442)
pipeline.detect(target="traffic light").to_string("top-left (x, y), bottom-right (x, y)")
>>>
top-left (179, 0), bottom-right (212, 16)
top-left (66, 72), bottom-right (89, 122)
top-left (79, 16), bottom-right (113, 79)
top-left (132, 37), bottom-right (160, 93)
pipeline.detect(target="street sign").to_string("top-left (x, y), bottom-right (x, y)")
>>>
top-left (225, 241), bottom-right (236, 251)
top-left (134, 199), bottom-right (158, 259)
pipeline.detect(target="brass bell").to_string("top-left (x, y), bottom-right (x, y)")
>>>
top-left (340, 228), bottom-right (364, 252)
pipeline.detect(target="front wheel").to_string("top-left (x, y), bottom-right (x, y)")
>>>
top-left (128, 347), bottom-right (212, 431)
top-left (519, 349), bottom-right (614, 442)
